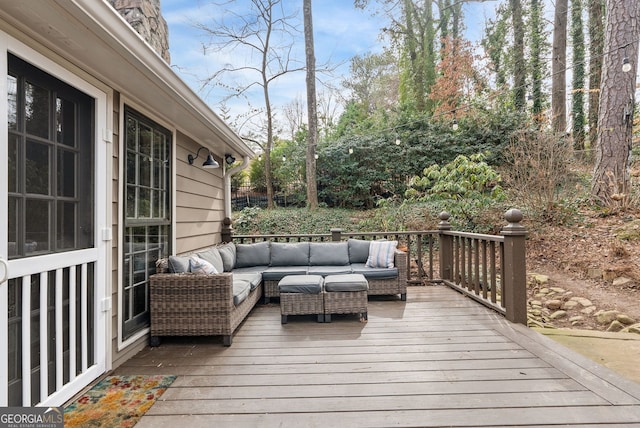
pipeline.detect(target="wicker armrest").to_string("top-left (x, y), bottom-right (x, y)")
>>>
top-left (394, 250), bottom-right (408, 283)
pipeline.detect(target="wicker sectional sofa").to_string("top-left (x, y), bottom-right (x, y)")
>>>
top-left (150, 239), bottom-right (407, 346)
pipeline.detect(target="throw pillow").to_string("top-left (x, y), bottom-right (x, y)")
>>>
top-left (348, 239), bottom-right (371, 264)
top-left (189, 255), bottom-right (218, 274)
top-left (365, 240), bottom-right (398, 269)
top-left (197, 247), bottom-right (224, 273)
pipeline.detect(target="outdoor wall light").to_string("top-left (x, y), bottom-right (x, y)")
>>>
top-left (225, 154), bottom-right (236, 165)
top-left (188, 147), bottom-right (219, 169)
top-left (622, 57), bottom-right (632, 73)
top-left (452, 119), bottom-right (459, 131)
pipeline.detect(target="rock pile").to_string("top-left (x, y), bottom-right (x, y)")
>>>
top-left (527, 273), bottom-right (640, 334)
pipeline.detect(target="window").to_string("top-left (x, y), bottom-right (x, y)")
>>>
top-left (122, 107), bottom-right (171, 339)
top-left (7, 54), bottom-right (94, 258)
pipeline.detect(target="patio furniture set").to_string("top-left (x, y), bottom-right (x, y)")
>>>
top-left (150, 239), bottom-right (407, 346)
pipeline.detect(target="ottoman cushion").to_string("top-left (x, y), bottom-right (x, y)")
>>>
top-left (278, 275), bottom-right (324, 294)
top-left (324, 274), bottom-right (369, 292)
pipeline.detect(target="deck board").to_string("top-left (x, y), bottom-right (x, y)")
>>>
top-left (118, 285), bottom-right (640, 427)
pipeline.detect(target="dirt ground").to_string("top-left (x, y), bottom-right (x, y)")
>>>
top-left (526, 208), bottom-right (640, 331)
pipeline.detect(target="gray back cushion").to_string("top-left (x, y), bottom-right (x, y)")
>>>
top-left (217, 242), bottom-right (236, 272)
top-left (348, 239), bottom-right (371, 264)
top-left (168, 255), bottom-right (190, 273)
top-left (235, 241), bottom-right (271, 268)
top-left (270, 242), bottom-right (310, 266)
top-left (309, 242), bottom-right (350, 266)
top-left (197, 247), bottom-right (224, 273)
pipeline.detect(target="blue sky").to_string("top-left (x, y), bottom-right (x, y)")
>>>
top-left (160, 0), bottom-right (499, 133)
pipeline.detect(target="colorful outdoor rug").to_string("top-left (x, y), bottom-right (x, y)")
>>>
top-left (64, 374), bottom-right (176, 427)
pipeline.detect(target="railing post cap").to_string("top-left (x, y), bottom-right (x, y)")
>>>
top-left (223, 217), bottom-right (232, 226)
top-left (437, 211), bottom-right (451, 230)
top-left (502, 208), bottom-right (527, 235)
top-left (330, 228), bottom-right (342, 233)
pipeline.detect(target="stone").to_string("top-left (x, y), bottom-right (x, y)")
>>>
top-left (562, 301), bottom-right (579, 310)
top-left (539, 287), bottom-right (550, 294)
top-left (550, 287), bottom-right (566, 294)
top-left (571, 297), bottom-right (593, 307)
top-left (613, 277), bottom-right (634, 287)
top-left (616, 314), bottom-right (636, 325)
top-left (569, 316), bottom-right (584, 323)
top-left (596, 310), bottom-right (619, 325)
top-left (622, 324), bottom-right (640, 334)
top-left (530, 309), bottom-right (542, 316)
top-left (545, 300), bottom-right (563, 310)
top-left (549, 310), bottom-right (567, 320)
top-left (531, 274), bottom-right (549, 285)
top-left (587, 268), bottom-right (603, 279)
top-left (530, 300), bottom-right (543, 307)
top-left (581, 306), bottom-right (597, 315)
top-left (607, 320), bottom-right (625, 332)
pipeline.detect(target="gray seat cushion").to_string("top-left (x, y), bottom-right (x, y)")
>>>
top-left (232, 265), bottom-right (269, 275)
top-left (262, 266), bottom-right (308, 281)
top-left (168, 255), bottom-right (190, 273)
top-left (350, 263), bottom-right (399, 279)
top-left (234, 273), bottom-right (262, 290)
top-left (278, 275), bottom-right (324, 294)
top-left (309, 242), bottom-right (349, 266)
top-left (308, 265), bottom-right (353, 276)
top-left (197, 247), bottom-right (224, 273)
top-left (233, 280), bottom-right (252, 306)
top-left (324, 273), bottom-right (369, 292)
top-left (217, 242), bottom-right (236, 272)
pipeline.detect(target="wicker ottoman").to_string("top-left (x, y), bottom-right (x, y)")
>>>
top-left (279, 275), bottom-right (325, 324)
top-left (324, 274), bottom-right (369, 322)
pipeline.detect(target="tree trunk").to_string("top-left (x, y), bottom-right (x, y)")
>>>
top-left (552, 0), bottom-right (568, 133)
top-left (571, 0), bottom-right (586, 150)
top-left (510, 0), bottom-right (526, 109)
top-left (303, 0), bottom-right (318, 209)
top-left (592, 0), bottom-right (640, 205)
top-left (588, 0), bottom-right (605, 151)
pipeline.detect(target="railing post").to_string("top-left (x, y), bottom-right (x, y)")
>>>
top-left (330, 228), bottom-right (343, 242)
top-left (501, 208), bottom-right (528, 325)
top-left (221, 217), bottom-right (233, 243)
top-left (437, 212), bottom-right (453, 281)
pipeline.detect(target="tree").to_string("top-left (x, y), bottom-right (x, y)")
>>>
top-left (571, 0), bottom-right (586, 150)
top-left (552, 0), bottom-right (568, 133)
top-left (510, 0), bottom-right (526, 110)
top-left (303, 0), bottom-right (319, 209)
top-left (528, 0), bottom-right (548, 118)
top-left (592, 0), bottom-right (640, 205)
top-left (196, 0), bottom-right (304, 209)
top-left (588, 0), bottom-right (605, 150)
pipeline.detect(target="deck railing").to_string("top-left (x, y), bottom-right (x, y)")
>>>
top-left (222, 209), bottom-right (527, 324)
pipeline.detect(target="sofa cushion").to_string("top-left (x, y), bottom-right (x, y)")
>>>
top-left (324, 274), bottom-right (369, 292)
top-left (168, 255), bottom-right (190, 273)
top-left (366, 240), bottom-right (398, 268)
top-left (197, 247), bottom-right (224, 273)
top-left (278, 275), bottom-right (324, 294)
top-left (232, 280), bottom-right (252, 306)
top-left (235, 241), bottom-right (271, 268)
top-left (308, 266), bottom-right (352, 276)
top-left (270, 242), bottom-right (310, 266)
top-left (189, 256), bottom-right (218, 274)
top-left (348, 239), bottom-right (371, 264)
top-left (217, 242), bottom-right (236, 272)
top-left (262, 266), bottom-right (308, 281)
top-left (234, 273), bottom-right (262, 290)
top-left (309, 242), bottom-right (349, 266)
top-left (233, 266), bottom-right (269, 275)
top-left (351, 263), bottom-right (399, 279)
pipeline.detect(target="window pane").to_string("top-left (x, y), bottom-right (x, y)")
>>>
top-left (139, 155), bottom-right (151, 187)
top-left (139, 124), bottom-right (152, 156)
top-left (8, 197), bottom-right (18, 258)
top-left (138, 188), bottom-right (150, 218)
top-left (126, 186), bottom-right (136, 218)
top-left (26, 199), bottom-right (50, 254)
top-left (57, 202), bottom-right (76, 250)
top-left (25, 81), bottom-right (49, 138)
top-left (126, 117), bottom-right (137, 151)
top-left (126, 153), bottom-right (136, 184)
top-left (26, 140), bottom-right (50, 195)
top-left (8, 74), bottom-right (17, 130)
top-left (57, 149), bottom-right (76, 197)
top-left (56, 97), bottom-right (76, 146)
top-left (8, 135), bottom-right (18, 193)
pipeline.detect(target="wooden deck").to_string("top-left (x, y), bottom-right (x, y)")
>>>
top-left (117, 286), bottom-right (640, 427)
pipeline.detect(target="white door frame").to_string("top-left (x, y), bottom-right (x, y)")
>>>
top-left (0, 33), bottom-right (112, 407)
